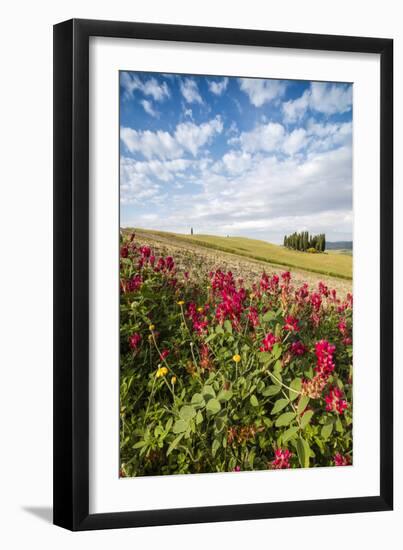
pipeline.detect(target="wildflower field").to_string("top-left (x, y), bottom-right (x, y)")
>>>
top-left (120, 231), bottom-right (353, 477)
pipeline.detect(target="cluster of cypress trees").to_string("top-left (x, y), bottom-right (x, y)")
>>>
top-left (283, 231), bottom-right (326, 252)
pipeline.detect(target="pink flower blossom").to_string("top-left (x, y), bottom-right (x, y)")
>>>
top-left (334, 453), bottom-right (351, 466)
top-left (271, 448), bottom-right (292, 469)
top-left (232, 465), bottom-right (241, 472)
top-left (291, 341), bottom-right (307, 356)
top-left (128, 332), bottom-right (142, 350)
top-left (310, 292), bottom-right (322, 311)
top-left (120, 246), bottom-right (129, 258)
top-left (325, 386), bottom-right (348, 414)
top-left (284, 315), bottom-right (300, 332)
top-left (159, 349), bottom-right (169, 360)
top-left (260, 333), bottom-right (277, 352)
top-left (247, 306), bottom-right (259, 327)
top-left (126, 274), bottom-right (142, 292)
top-left (314, 340), bottom-right (336, 378)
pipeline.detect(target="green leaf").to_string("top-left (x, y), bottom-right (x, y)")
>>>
top-left (262, 385), bottom-right (281, 397)
top-left (272, 343), bottom-right (282, 360)
top-left (133, 440), bottom-right (146, 449)
top-left (196, 410), bottom-right (203, 425)
top-left (248, 449), bottom-right (256, 468)
top-left (321, 422), bottom-right (333, 440)
top-left (296, 436), bottom-right (310, 468)
top-left (263, 310), bottom-right (276, 322)
top-left (289, 378), bottom-right (302, 401)
top-left (282, 426), bottom-right (299, 443)
top-left (212, 438), bottom-right (221, 457)
top-left (250, 394), bottom-right (259, 407)
top-left (271, 398), bottom-right (289, 415)
top-left (179, 405), bottom-right (196, 421)
top-left (300, 410), bottom-right (314, 429)
top-left (202, 385), bottom-right (216, 399)
top-left (166, 433), bottom-right (185, 456)
top-left (191, 393), bottom-right (205, 408)
top-left (173, 419), bottom-right (188, 434)
top-left (206, 398), bottom-right (221, 415)
top-left (223, 320), bottom-right (233, 333)
top-left (258, 352), bottom-right (272, 363)
top-left (217, 389), bottom-right (233, 402)
top-left (165, 418), bottom-right (173, 432)
top-left (275, 412), bottom-right (296, 427)
top-left (297, 395), bottom-right (310, 415)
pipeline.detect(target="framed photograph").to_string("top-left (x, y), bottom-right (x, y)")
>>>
top-left (53, 19), bottom-right (393, 531)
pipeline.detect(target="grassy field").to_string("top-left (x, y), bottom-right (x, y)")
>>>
top-left (128, 229), bottom-right (352, 280)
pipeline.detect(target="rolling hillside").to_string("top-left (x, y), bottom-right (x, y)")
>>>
top-left (127, 229), bottom-right (352, 280)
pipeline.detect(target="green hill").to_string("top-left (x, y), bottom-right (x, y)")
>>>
top-left (129, 229), bottom-right (352, 280)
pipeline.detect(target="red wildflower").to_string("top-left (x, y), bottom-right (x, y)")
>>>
top-left (128, 332), bottom-right (142, 350)
top-left (334, 453), bottom-right (351, 466)
top-left (281, 271), bottom-right (291, 283)
top-left (284, 315), bottom-right (300, 332)
top-left (318, 281), bottom-right (329, 297)
top-left (314, 340), bottom-right (336, 378)
top-left (325, 386), bottom-right (348, 414)
top-left (291, 341), bottom-right (306, 356)
top-left (271, 448), bottom-right (292, 469)
top-left (247, 306), bottom-right (259, 327)
top-left (260, 333), bottom-right (277, 352)
top-left (159, 349), bottom-right (169, 360)
top-left (126, 274), bottom-right (142, 292)
top-left (310, 292), bottom-right (322, 311)
top-left (139, 245), bottom-right (151, 258)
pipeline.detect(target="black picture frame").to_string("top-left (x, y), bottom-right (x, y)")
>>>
top-left (53, 18), bottom-right (393, 531)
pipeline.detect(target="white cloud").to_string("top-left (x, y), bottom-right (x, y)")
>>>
top-left (282, 90), bottom-right (310, 122)
top-left (282, 83), bottom-right (352, 121)
top-left (120, 127), bottom-right (182, 160)
top-left (310, 82), bottom-right (352, 115)
top-left (235, 122), bottom-right (285, 153)
top-left (238, 78), bottom-right (287, 107)
top-left (140, 99), bottom-right (158, 117)
top-left (282, 128), bottom-right (307, 155)
top-left (183, 107), bottom-right (193, 119)
top-left (120, 116), bottom-right (223, 159)
top-left (175, 116), bottom-right (223, 156)
top-left (120, 72), bottom-right (170, 101)
top-left (221, 150), bottom-right (252, 174)
top-left (180, 78), bottom-right (203, 104)
top-left (208, 77), bottom-right (228, 95)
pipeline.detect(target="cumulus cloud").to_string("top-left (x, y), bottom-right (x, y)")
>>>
top-left (208, 77), bottom-right (228, 95)
top-left (120, 72), bottom-right (170, 101)
top-left (120, 116), bottom-right (223, 159)
top-left (180, 78), bottom-right (203, 104)
top-left (175, 116), bottom-right (223, 156)
top-left (282, 82), bottom-right (352, 122)
top-left (235, 122), bottom-right (285, 153)
top-left (238, 78), bottom-right (287, 107)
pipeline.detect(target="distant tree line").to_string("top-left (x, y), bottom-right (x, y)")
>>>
top-left (283, 231), bottom-right (326, 252)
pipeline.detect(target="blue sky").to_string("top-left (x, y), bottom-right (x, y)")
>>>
top-left (120, 72), bottom-right (352, 243)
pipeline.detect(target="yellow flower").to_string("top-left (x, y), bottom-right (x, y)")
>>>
top-left (156, 366), bottom-right (168, 378)
top-left (171, 376), bottom-right (177, 385)
top-left (177, 300), bottom-right (185, 306)
top-left (197, 306), bottom-right (204, 313)
top-left (233, 354), bottom-right (241, 363)
top-left (149, 324), bottom-right (155, 331)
